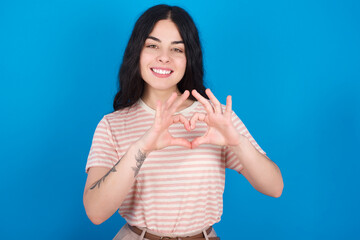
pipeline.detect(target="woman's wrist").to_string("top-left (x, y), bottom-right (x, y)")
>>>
top-left (228, 134), bottom-right (250, 152)
top-left (136, 132), bottom-right (155, 155)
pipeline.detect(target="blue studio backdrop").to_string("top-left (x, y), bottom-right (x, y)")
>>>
top-left (1, 0), bottom-right (359, 239)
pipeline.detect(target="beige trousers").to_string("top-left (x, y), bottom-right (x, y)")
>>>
top-left (113, 223), bottom-right (218, 240)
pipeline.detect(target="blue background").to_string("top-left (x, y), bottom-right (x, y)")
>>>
top-left (1, 0), bottom-right (359, 239)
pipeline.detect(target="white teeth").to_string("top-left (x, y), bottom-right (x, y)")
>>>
top-left (152, 68), bottom-right (171, 75)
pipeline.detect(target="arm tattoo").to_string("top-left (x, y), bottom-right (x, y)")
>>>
top-left (131, 149), bottom-right (147, 177)
top-left (90, 160), bottom-right (120, 190)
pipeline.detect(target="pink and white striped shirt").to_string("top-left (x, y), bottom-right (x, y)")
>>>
top-left (86, 99), bottom-right (265, 235)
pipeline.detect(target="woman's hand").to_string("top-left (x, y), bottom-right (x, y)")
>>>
top-left (139, 90), bottom-right (192, 153)
top-left (190, 89), bottom-right (242, 149)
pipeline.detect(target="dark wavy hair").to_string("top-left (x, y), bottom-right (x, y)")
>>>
top-left (113, 4), bottom-right (208, 111)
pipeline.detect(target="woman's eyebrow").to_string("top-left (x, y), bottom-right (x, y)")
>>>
top-left (147, 36), bottom-right (184, 44)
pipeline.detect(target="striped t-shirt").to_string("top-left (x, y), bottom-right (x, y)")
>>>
top-left (86, 99), bottom-right (265, 235)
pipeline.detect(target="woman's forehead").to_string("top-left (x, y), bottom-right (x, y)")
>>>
top-left (148, 19), bottom-right (183, 42)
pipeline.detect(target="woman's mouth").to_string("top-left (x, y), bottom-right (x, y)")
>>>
top-left (151, 68), bottom-right (173, 78)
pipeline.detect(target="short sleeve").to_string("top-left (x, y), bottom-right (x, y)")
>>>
top-left (224, 111), bottom-right (266, 172)
top-left (85, 116), bottom-right (119, 173)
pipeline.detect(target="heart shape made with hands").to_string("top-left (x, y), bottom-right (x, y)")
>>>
top-left (167, 112), bottom-right (209, 149)
top-left (167, 110), bottom-right (233, 150)
top-left (146, 88), bottom-right (239, 151)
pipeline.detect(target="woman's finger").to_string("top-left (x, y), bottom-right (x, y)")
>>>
top-left (192, 89), bottom-right (214, 114)
top-left (191, 135), bottom-right (208, 149)
top-left (165, 92), bottom-right (179, 108)
top-left (155, 100), bottom-right (162, 120)
top-left (205, 89), bottom-right (222, 114)
top-left (169, 137), bottom-right (192, 148)
top-left (225, 95), bottom-right (232, 114)
top-left (170, 90), bottom-right (190, 113)
top-left (189, 112), bottom-right (207, 130)
top-left (172, 114), bottom-right (191, 131)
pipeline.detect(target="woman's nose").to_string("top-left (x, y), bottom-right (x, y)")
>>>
top-left (157, 50), bottom-right (170, 63)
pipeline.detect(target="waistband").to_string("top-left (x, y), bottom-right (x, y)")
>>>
top-left (128, 225), bottom-right (220, 240)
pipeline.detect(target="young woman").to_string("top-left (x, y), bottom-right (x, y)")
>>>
top-left (83, 4), bottom-right (283, 240)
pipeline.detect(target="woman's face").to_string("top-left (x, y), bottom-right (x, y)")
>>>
top-left (140, 19), bottom-right (186, 94)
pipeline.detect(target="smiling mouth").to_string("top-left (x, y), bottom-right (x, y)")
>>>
top-left (151, 68), bottom-right (173, 75)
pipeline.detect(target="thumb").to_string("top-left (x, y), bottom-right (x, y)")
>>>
top-left (169, 137), bottom-right (192, 149)
top-left (191, 136), bottom-right (208, 149)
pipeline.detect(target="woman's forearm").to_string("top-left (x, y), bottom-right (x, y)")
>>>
top-left (83, 140), bottom-right (149, 225)
top-left (229, 135), bottom-right (284, 198)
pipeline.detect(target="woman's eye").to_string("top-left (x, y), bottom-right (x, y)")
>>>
top-left (146, 44), bottom-right (158, 49)
top-left (173, 48), bottom-right (183, 53)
